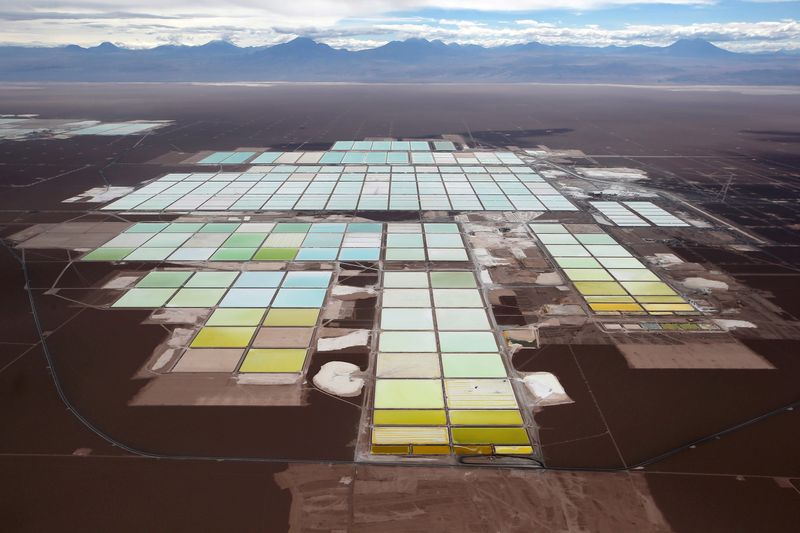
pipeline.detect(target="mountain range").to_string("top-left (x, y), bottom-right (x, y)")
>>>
top-left (0, 37), bottom-right (797, 84)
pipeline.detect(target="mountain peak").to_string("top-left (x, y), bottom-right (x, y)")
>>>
top-left (282, 37), bottom-right (327, 49)
top-left (199, 40), bottom-right (238, 49)
top-left (92, 41), bottom-right (120, 51)
top-left (667, 38), bottom-right (731, 56)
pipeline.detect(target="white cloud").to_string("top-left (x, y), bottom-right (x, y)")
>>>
top-left (0, 1), bottom-right (797, 52)
top-left (349, 19), bottom-right (800, 51)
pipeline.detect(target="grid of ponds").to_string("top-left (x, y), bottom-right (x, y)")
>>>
top-left (113, 270), bottom-right (332, 375)
top-left (624, 202), bottom-right (689, 227)
top-left (80, 222), bottom-right (468, 263)
top-left (197, 144), bottom-right (486, 166)
top-left (590, 201), bottom-right (688, 227)
top-left (528, 223), bottom-right (697, 315)
top-left (369, 270), bottom-right (532, 457)
top-left (332, 140), bottom-right (456, 151)
top-left (70, 122), bottom-right (166, 135)
top-left (101, 165), bottom-right (576, 212)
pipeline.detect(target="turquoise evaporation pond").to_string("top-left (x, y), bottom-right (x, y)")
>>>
top-left (219, 288), bottom-right (277, 307)
top-left (233, 271), bottom-right (285, 287)
top-left (271, 288), bottom-right (327, 308)
top-left (281, 271), bottom-right (332, 288)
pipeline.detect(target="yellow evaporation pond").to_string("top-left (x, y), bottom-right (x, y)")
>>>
top-left (643, 304), bottom-right (696, 312)
top-left (373, 410), bottom-right (447, 425)
top-left (263, 308), bottom-right (320, 326)
top-left (454, 445), bottom-right (492, 455)
top-left (609, 269), bottom-right (659, 282)
top-left (494, 445), bottom-right (534, 455)
top-left (190, 326), bottom-right (256, 348)
top-left (573, 281), bottom-right (627, 296)
top-left (412, 445), bottom-right (451, 455)
top-left (371, 445), bottom-right (409, 455)
top-left (589, 303), bottom-right (645, 313)
top-left (564, 268), bottom-right (613, 282)
top-left (444, 379), bottom-right (518, 409)
top-left (584, 295), bottom-right (636, 303)
top-left (239, 348), bottom-right (307, 372)
top-left (206, 308), bottom-right (266, 326)
top-left (451, 427), bottom-right (530, 445)
top-left (449, 410), bottom-right (524, 426)
top-left (621, 281), bottom-right (677, 296)
top-left (371, 426), bottom-right (449, 445)
top-left (374, 379), bottom-right (445, 408)
top-left (635, 296), bottom-right (687, 303)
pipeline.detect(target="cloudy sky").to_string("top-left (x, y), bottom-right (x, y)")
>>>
top-left (2, 0), bottom-right (799, 52)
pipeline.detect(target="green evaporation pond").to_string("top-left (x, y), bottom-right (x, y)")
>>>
top-left (382, 289), bottom-right (431, 307)
top-left (379, 331), bottom-right (437, 353)
top-left (383, 272), bottom-right (429, 288)
top-left (125, 248), bottom-right (174, 261)
top-left (609, 269), bottom-right (659, 281)
top-left (162, 222), bottom-right (204, 233)
top-left (222, 233), bottom-right (267, 248)
top-left (439, 332), bottom-right (498, 353)
top-left (210, 248), bottom-right (256, 261)
top-left (387, 234), bottom-right (424, 247)
top-left (597, 257), bottom-right (646, 269)
top-left (253, 248), bottom-right (298, 260)
top-left (537, 234), bottom-right (579, 245)
top-left (528, 223), bottom-right (568, 234)
top-left (574, 233), bottom-right (617, 245)
top-left (112, 288), bottom-right (176, 308)
top-left (441, 353), bottom-right (507, 377)
top-left (166, 288), bottom-right (226, 307)
top-left (135, 271), bottom-right (192, 288)
top-left (430, 272), bottom-right (476, 288)
top-left (199, 223), bottom-right (240, 233)
top-left (83, 248), bottom-right (136, 261)
top-left (126, 222), bottom-right (169, 233)
top-left (426, 234), bottom-right (463, 247)
top-left (374, 379), bottom-right (445, 408)
top-left (185, 272), bottom-right (239, 288)
top-left (434, 309), bottom-right (490, 330)
top-left (544, 244), bottom-right (590, 257)
top-left (272, 223), bottom-right (311, 233)
top-left (386, 249), bottom-right (426, 261)
top-left (424, 223), bottom-right (459, 234)
top-left (381, 308), bottom-right (434, 330)
top-left (432, 289), bottom-right (483, 307)
top-left (554, 257), bottom-right (602, 269)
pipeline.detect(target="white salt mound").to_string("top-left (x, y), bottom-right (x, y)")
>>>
top-left (313, 362), bottom-right (364, 397)
top-left (683, 277), bottom-right (729, 291)
top-left (523, 372), bottom-right (572, 406)
top-left (317, 330), bottom-right (369, 351)
top-left (535, 272), bottom-right (563, 286)
top-left (713, 319), bottom-right (756, 330)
